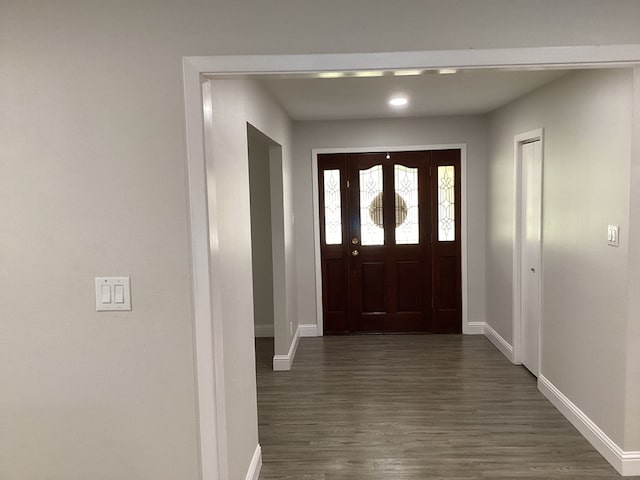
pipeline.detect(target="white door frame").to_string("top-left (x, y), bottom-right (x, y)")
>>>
top-left (512, 129), bottom-right (544, 369)
top-left (182, 45), bottom-right (640, 479)
top-left (311, 144), bottom-right (473, 336)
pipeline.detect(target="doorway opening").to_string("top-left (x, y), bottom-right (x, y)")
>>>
top-left (183, 49), bottom-right (640, 479)
top-left (247, 123), bottom-right (285, 370)
top-left (317, 149), bottom-right (462, 334)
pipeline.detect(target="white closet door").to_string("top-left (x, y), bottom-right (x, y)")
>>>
top-left (521, 140), bottom-right (542, 376)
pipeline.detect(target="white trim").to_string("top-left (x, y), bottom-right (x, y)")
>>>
top-left (539, 375), bottom-right (640, 476)
top-left (273, 325), bottom-right (301, 371)
top-left (622, 453), bottom-right (640, 476)
top-left (298, 323), bottom-right (319, 337)
top-left (244, 444), bottom-right (262, 480)
top-left (311, 153), bottom-right (324, 337)
top-left (254, 324), bottom-right (274, 338)
top-left (183, 59), bottom-right (228, 480)
top-left (484, 323), bottom-right (515, 363)
top-left (271, 355), bottom-right (290, 371)
top-left (183, 46), bottom-right (640, 480)
top-left (311, 144), bottom-right (469, 335)
top-left (512, 129), bottom-right (544, 370)
top-left (460, 144), bottom-right (469, 334)
top-left (189, 45), bottom-right (640, 75)
top-left (463, 321), bottom-right (486, 335)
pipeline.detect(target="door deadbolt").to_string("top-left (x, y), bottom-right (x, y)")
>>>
top-left (351, 237), bottom-right (359, 245)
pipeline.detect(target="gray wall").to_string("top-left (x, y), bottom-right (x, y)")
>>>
top-left (207, 77), bottom-right (294, 478)
top-left (292, 117), bottom-right (488, 330)
top-left (248, 127), bottom-right (275, 336)
top-left (4, 1), bottom-right (640, 478)
top-left (486, 69), bottom-right (633, 448)
top-left (625, 66), bottom-right (640, 451)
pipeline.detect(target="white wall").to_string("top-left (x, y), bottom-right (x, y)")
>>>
top-left (487, 69), bottom-right (633, 448)
top-left (292, 116), bottom-right (488, 330)
top-left (248, 127), bottom-right (275, 336)
top-left (4, 1), bottom-right (640, 478)
top-left (206, 77), bottom-right (294, 479)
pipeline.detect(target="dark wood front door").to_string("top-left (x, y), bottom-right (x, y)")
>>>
top-left (318, 150), bottom-right (461, 334)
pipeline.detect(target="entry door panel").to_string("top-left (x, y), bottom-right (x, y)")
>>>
top-left (318, 155), bottom-right (350, 332)
top-left (431, 151), bottom-right (463, 333)
top-left (351, 156), bottom-right (387, 332)
top-left (319, 150), bottom-right (461, 334)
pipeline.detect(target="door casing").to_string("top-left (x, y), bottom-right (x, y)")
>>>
top-left (182, 47), bottom-right (640, 480)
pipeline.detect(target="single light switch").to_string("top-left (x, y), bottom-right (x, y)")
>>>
top-left (95, 276), bottom-right (131, 311)
top-left (608, 225), bottom-right (620, 247)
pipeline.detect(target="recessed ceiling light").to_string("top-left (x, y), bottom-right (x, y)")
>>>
top-left (393, 69), bottom-right (423, 76)
top-left (318, 72), bottom-right (344, 79)
top-left (438, 68), bottom-right (458, 75)
top-left (389, 96), bottom-right (408, 107)
top-left (354, 71), bottom-right (384, 78)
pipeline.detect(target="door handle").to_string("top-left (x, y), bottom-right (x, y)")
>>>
top-left (351, 237), bottom-right (359, 245)
top-left (530, 267), bottom-right (536, 273)
top-left (352, 250), bottom-right (359, 257)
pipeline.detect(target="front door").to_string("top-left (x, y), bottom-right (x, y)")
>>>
top-left (318, 150), bottom-right (461, 334)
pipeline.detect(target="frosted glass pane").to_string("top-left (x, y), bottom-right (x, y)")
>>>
top-left (394, 165), bottom-right (419, 244)
top-left (323, 169), bottom-right (342, 245)
top-left (437, 166), bottom-right (455, 241)
top-left (359, 165), bottom-right (384, 246)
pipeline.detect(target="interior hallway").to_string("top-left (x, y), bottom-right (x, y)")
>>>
top-left (255, 336), bottom-right (632, 479)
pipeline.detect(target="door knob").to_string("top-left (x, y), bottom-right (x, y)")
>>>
top-left (352, 250), bottom-right (359, 257)
top-left (530, 267), bottom-right (535, 273)
top-left (351, 237), bottom-right (359, 245)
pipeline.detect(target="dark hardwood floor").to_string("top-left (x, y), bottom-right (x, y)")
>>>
top-left (255, 335), bottom-right (630, 479)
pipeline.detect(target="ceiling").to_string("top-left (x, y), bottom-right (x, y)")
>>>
top-left (257, 69), bottom-right (569, 121)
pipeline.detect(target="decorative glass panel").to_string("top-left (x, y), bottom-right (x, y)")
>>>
top-left (323, 169), bottom-right (342, 245)
top-left (359, 165), bottom-right (384, 246)
top-left (437, 165), bottom-right (455, 241)
top-left (394, 165), bottom-right (419, 244)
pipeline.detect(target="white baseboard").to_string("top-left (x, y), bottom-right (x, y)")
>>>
top-left (272, 356), bottom-right (290, 371)
top-left (463, 321), bottom-right (486, 335)
top-left (483, 323), bottom-right (515, 363)
top-left (272, 325), bottom-right (301, 371)
top-left (298, 323), bottom-right (318, 337)
top-left (254, 324), bottom-right (274, 338)
top-left (538, 375), bottom-right (640, 476)
top-left (245, 444), bottom-right (262, 480)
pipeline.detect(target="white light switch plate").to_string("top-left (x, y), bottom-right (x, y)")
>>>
top-left (95, 276), bottom-right (131, 311)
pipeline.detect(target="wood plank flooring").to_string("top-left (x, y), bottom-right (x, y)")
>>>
top-left (255, 335), bottom-right (630, 479)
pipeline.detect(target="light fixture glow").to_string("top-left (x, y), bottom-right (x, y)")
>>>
top-left (438, 68), bottom-right (458, 75)
top-left (389, 97), bottom-right (408, 107)
top-left (393, 69), bottom-right (423, 76)
top-left (318, 72), bottom-right (344, 79)
top-left (354, 71), bottom-right (384, 78)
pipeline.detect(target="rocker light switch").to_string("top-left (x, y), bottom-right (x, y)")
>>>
top-left (101, 285), bottom-right (112, 304)
top-left (113, 284), bottom-right (125, 304)
top-left (95, 277), bottom-right (131, 311)
top-left (607, 225), bottom-right (620, 247)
